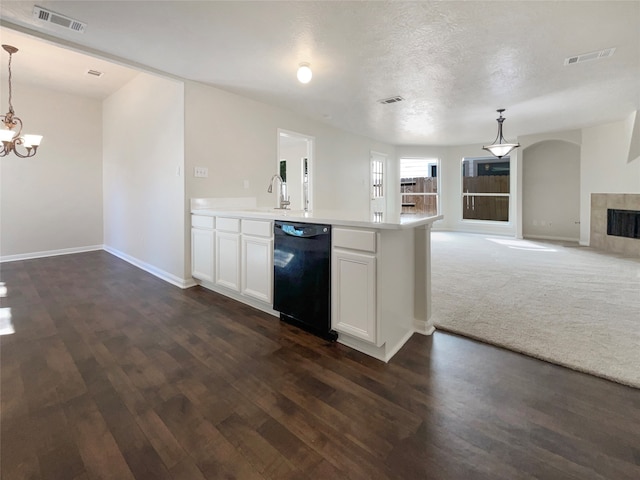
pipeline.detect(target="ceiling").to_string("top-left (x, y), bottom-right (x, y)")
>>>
top-left (0, 1), bottom-right (638, 146)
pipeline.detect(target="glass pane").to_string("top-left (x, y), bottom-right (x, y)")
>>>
top-left (462, 158), bottom-right (510, 194)
top-left (462, 195), bottom-right (509, 221)
top-left (402, 194), bottom-right (438, 215)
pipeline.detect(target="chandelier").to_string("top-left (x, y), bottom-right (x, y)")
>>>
top-left (0, 45), bottom-right (42, 158)
top-left (482, 109), bottom-right (519, 159)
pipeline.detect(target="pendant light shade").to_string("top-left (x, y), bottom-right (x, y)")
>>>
top-left (482, 109), bottom-right (519, 159)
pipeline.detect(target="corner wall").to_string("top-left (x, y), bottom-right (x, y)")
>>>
top-left (103, 73), bottom-right (187, 284)
top-left (0, 82), bottom-right (103, 259)
top-left (580, 118), bottom-right (640, 245)
top-left (522, 140), bottom-right (581, 241)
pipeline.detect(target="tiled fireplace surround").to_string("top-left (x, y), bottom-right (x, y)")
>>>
top-left (590, 193), bottom-right (640, 257)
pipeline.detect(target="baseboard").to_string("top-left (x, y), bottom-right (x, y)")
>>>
top-left (103, 245), bottom-right (193, 289)
top-left (0, 245), bottom-right (103, 263)
top-left (193, 278), bottom-right (279, 317)
top-left (413, 318), bottom-right (435, 335)
top-left (384, 329), bottom-right (415, 362)
top-left (524, 234), bottom-right (580, 243)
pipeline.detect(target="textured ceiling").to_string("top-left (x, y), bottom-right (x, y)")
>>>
top-left (0, 1), bottom-right (638, 146)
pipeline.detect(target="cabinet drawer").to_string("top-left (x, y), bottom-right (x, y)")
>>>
top-left (333, 228), bottom-right (376, 253)
top-left (242, 219), bottom-right (272, 237)
top-left (192, 215), bottom-right (214, 229)
top-left (216, 217), bottom-right (240, 233)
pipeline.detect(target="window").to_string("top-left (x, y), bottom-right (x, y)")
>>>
top-left (372, 157), bottom-right (383, 199)
top-left (462, 157), bottom-right (510, 222)
top-left (400, 158), bottom-right (439, 216)
top-left (371, 153), bottom-right (387, 217)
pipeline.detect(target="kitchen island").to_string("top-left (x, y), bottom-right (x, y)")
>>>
top-left (191, 199), bottom-right (442, 362)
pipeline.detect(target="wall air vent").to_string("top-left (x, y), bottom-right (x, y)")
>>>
top-left (564, 47), bottom-right (616, 66)
top-left (86, 69), bottom-right (104, 78)
top-left (378, 96), bottom-right (405, 105)
top-left (33, 5), bottom-right (87, 33)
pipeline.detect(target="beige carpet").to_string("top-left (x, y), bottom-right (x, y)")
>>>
top-left (431, 232), bottom-right (640, 388)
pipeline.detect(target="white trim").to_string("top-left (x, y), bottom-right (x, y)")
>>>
top-left (103, 245), bottom-right (194, 289)
top-left (195, 278), bottom-right (279, 317)
top-left (524, 234), bottom-right (580, 243)
top-left (336, 328), bottom-right (416, 363)
top-left (413, 318), bottom-right (436, 335)
top-left (384, 329), bottom-right (415, 361)
top-left (0, 244), bottom-right (103, 263)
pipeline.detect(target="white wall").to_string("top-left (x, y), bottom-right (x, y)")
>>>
top-left (103, 73), bottom-right (186, 282)
top-left (580, 118), bottom-right (640, 244)
top-left (184, 81), bottom-right (395, 213)
top-left (0, 83), bottom-right (103, 259)
top-left (522, 140), bottom-right (581, 241)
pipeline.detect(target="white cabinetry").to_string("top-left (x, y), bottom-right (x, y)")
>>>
top-left (241, 219), bottom-right (273, 303)
top-left (191, 215), bottom-right (214, 282)
top-left (332, 249), bottom-right (377, 343)
top-left (215, 217), bottom-right (241, 291)
top-left (191, 214), bottom-right (274, 312)
top-left (332, 228), bottom-right (378, 344)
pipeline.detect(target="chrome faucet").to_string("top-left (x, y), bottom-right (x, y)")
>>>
top-left (267, 174), bottom-right (290, 209)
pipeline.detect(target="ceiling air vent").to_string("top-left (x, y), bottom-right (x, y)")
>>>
top-left (33, 5), bottom-right (87, 33)
top-left (86, 69), bottom-right (104, 78)
top-left (378, 96), bottom-right (404, 105)
top-left (564, 47), bottom-right (615, 66)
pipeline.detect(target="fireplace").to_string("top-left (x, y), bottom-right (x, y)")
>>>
top-left (591, 194), bottom-right (640, 257)
top-left (607, 209), bottom-right (640, 239)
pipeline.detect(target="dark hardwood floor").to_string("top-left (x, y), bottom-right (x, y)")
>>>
top-left (1, 251), bottom-right (639, 480)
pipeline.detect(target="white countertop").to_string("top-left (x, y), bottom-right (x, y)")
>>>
top-left (191, 208), bottom-right (443, 230)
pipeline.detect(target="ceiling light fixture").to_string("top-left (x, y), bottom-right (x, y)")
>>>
top-left (0, 45), bottom-right (42, 158)
top-left (482, 109), bottom-right (519, 159)
top-left (297, 63), bottom-right (312, 84)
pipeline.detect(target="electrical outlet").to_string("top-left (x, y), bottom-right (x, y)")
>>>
top-left (194, 167), bottom-right (208, 178)
top-left (243, 180), bottom-right (250, 189)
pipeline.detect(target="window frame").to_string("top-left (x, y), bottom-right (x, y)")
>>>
top-left (399, 157), bottom-right (440, 216)
top-left (461, 156), bottom-right (511, 223)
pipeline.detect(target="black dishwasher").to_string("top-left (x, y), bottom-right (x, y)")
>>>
top-left (273, 221), bottom-right (337, 340)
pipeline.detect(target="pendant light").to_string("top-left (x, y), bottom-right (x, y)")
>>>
top-left (482, 109), bottom-right (519, 159)
top-left (0, 44), bottom-right (43, 158)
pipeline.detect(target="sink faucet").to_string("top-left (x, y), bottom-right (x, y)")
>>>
top-left (267, 174), bottom-right (290, 209)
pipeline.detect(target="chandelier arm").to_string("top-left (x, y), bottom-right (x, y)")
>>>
top-left (1, 114), bottom-right (23, 137)
top-left (13, 146), bottom-right (37, 159)
top-left (11, 136), bottom-right (36, 158)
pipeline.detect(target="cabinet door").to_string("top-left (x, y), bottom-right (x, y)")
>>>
top-left (215, 232), bottom-right (241, 291)
top-left (241, 236), bottom-right (273, 303)
top-left (332, 249), bottom-right (377, 343)
top-left (191, 228), bottom-right (214, 282)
